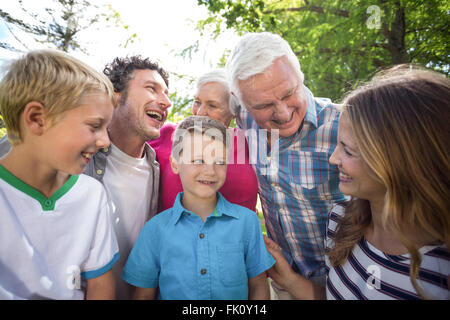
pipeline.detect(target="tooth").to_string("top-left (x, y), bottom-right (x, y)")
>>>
top-left (146, 111), bottom-right (163, 121)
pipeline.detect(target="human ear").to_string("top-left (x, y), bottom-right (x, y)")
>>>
top-left (169, 155), bottom-right (179, 175)
top-left (114, 92), bottom-right (122, 106)
top-left (22, 101), bottom-right (47, 136)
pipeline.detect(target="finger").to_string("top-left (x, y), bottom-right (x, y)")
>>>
top-left (264, 236), bottom-right (281, 251)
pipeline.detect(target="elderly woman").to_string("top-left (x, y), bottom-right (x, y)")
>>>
top-left (149, 69), bottom-right (258, 212)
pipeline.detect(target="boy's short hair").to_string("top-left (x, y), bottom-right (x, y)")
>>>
top-left (0, 49), bottom-right (116, 145)
top-left (171, 116), bottom-right (231, 162)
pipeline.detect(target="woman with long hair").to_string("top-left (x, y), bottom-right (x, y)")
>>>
top-left (265, 65), bottom-right (450, 299)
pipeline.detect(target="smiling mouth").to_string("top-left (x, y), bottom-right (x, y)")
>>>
top-left (339, 172), bottom-right (353, 181)
top-left (81, 152), bottom-right (93, 162)
top-left (272, 114), bottom-right (294, 126)
top-left (146, 110), bottom-right (164, 122)
top-left (198, 180), bottom-right (216, 185)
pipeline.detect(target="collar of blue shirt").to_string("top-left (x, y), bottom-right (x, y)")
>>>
top-left (170, 192), bottom-right (241, 224)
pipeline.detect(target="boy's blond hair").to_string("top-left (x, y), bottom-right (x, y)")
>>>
top-left (0, 49), bottom-right (116, 145)
top-left (171, 116), bottom-right (231, 162)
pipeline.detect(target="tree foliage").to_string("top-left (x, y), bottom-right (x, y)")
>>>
top-left (0, 0), bottom-right (139, 135)
top-left (0, 0), bottom-right (136, 53)
top-left (197, 0), bottom-right (450, 101)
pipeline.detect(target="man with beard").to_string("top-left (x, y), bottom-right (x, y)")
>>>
top-left (96, 56), bottom-right (171, 299)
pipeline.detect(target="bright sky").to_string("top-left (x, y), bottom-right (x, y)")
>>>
top-left (0, 0), bottom-right (239, 95)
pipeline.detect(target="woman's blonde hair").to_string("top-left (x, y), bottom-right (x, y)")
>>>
top-left (327, 65), bottom-right (450, 298)
top-left (0, 49), bottom-right (116, 144)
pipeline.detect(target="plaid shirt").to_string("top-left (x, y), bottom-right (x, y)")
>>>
top-left (236, 86), bottom-right (346, 279)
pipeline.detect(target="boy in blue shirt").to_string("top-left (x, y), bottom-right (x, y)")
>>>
top-left (122, 116), bottom-right (275, 299)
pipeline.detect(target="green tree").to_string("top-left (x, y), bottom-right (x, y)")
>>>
top-left (197, 0), bottom-right (449, 102)
top-left (167, 92), bottom-right (194, 124)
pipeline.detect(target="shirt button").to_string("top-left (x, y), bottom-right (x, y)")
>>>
top-left (200, 268), bottom-right (207, 275)
top-left (199, 233), bottom-right (205, 239)
top-left (96, 169), bottom-right (103, 175)
top-left (44, 199), bottom-right (53, 207)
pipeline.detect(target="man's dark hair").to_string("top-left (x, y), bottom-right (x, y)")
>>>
top-left (103, 55), bottom-right (169, 95)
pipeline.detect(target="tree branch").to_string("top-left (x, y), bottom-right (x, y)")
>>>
top-left (263, 5), bottom-right (349, 18)
top-left (0, 9), bottom-right (32, 32)
top-left (3, 22), bottom-right (30, 51)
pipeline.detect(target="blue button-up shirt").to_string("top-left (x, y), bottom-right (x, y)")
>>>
top-left (237, 86), bottom-right (346, 279)
top-left (122, 192), bottom-right (275, 300)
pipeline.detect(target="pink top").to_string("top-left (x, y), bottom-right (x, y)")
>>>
top-left (149, 123), bottom-right (258, 213)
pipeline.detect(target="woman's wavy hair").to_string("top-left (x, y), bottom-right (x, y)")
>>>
top-left (327, 65), bottom-right (450, 298)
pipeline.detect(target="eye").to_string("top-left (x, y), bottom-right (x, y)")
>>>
top-left (88, 122), bottom-right (102, 131)
top-left (343, 148), bottom-right (353, 156)
top-left (282, 87), bottom-right (296, 100)
top-left (215, 160), bottom-right (226, 165)
top-left (146, 86), bottom-right (156, 92)
top-left (253, 103), bottom-right (273, 110)
top-left (193, 159), bottom-right (204, 165)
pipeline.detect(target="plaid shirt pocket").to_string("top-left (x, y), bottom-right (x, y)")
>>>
top-left (288, 151), bottom-right (331, 189)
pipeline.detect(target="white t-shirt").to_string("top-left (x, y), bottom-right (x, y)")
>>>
top-left (0, 166), bottom-right (119, 300)
top-left (103, 142), bottom-right (154, 299)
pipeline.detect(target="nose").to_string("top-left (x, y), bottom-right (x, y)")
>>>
top-left (203, 163), bottom-right (216, 175)
top-left (158, 92), bottom-right (172, 110)
top-left (194, 104), bottom-right (208, 117)
top-left (96, 128), bottom-right (110, 149)
top-left (329, 146), bottom-right (340, 166)
top-left (274, 102), bottom-right (291, 122)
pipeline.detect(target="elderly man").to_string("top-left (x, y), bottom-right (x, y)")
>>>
top-left (226, 32), bottom-right (346, 299)
top-left (0, 55), bottom-right (172, 299)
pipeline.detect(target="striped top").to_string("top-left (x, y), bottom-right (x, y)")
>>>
top-left (236, 86), bottom-right (346, 279)
top-left (325, 204), bottom-right (450, 300)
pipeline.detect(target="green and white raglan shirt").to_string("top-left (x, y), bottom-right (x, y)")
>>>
top-left (0, 165), bottom-right (119, 300)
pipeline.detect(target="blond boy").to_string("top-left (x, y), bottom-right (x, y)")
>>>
top-left (122, 116), bottom-right (275, 300)
top-left (0, 50), bottom-right (119, 299)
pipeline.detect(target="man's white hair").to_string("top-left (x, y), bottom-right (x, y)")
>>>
top-left (226, 32), bottom-right (304, 106)
top-left (196, 69), bottom-right (239, 116)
